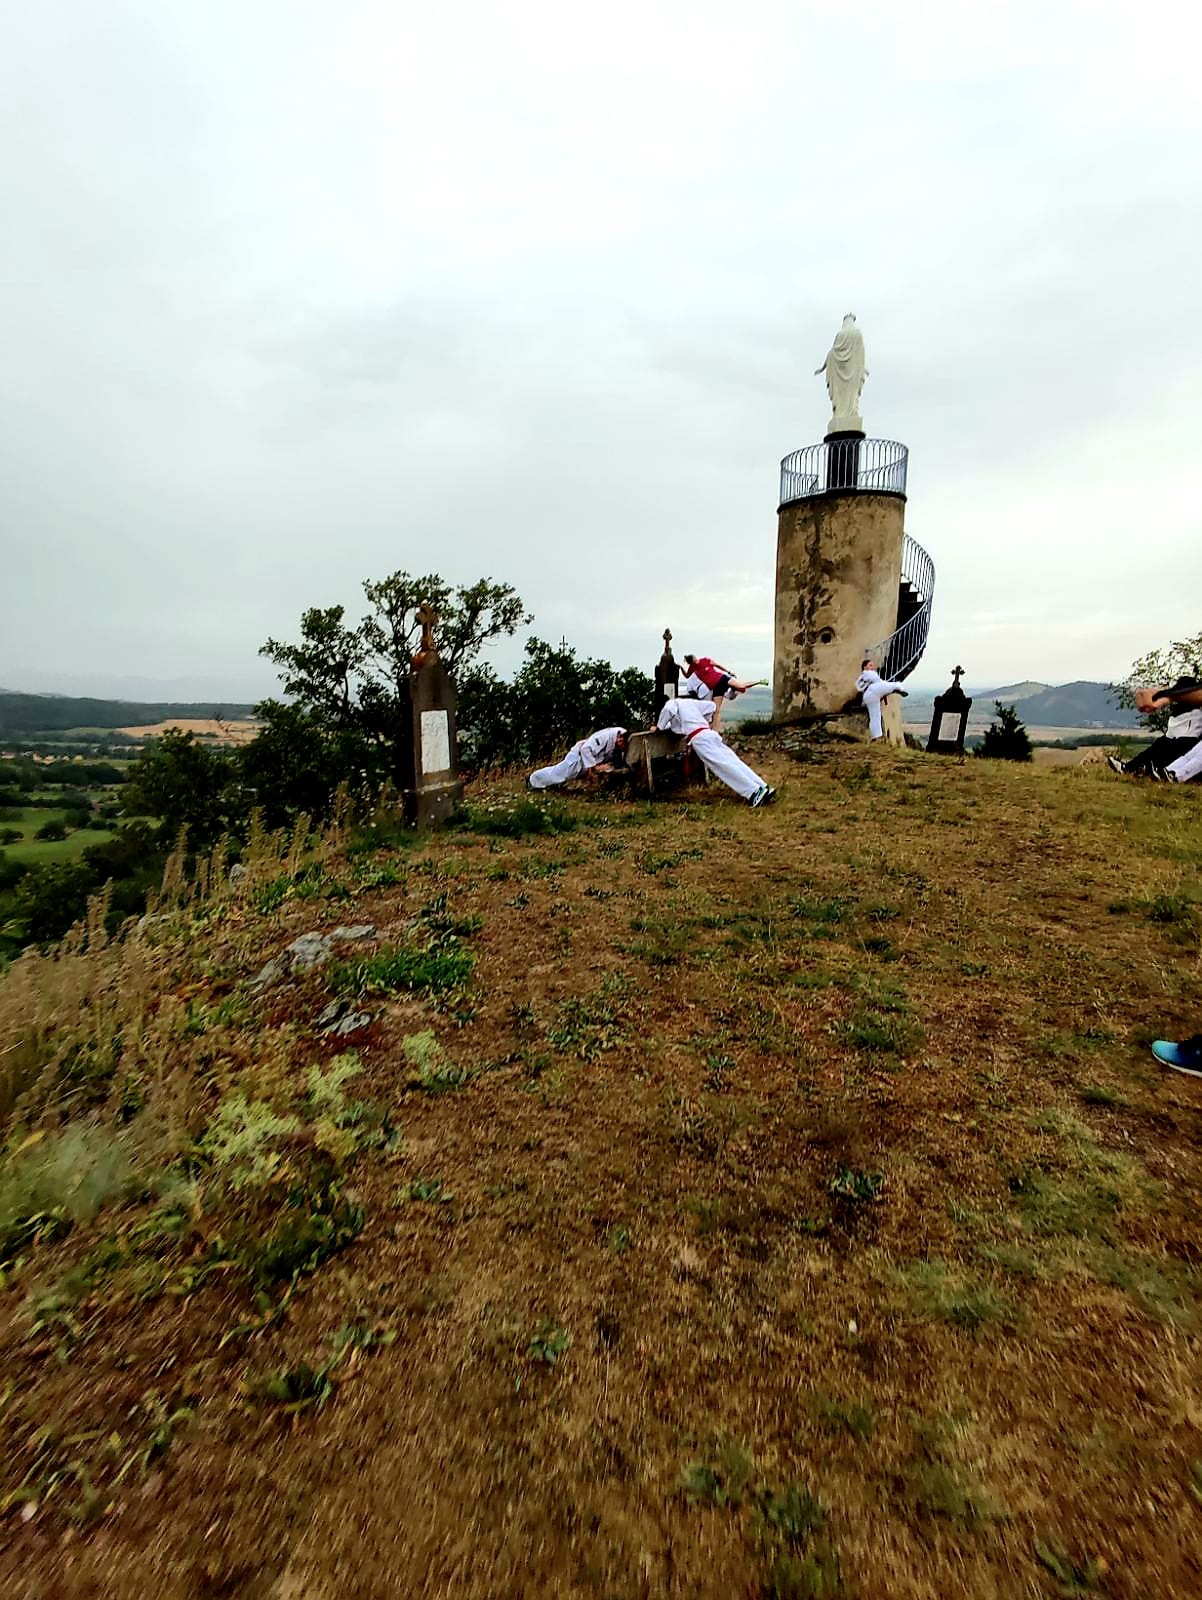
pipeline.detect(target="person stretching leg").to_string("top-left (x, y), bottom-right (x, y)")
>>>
top-left (655, 695), bottom-right (775, 805)
top-left (529, 727), bottom-right (628, 790)
top-left (856, 658), bottom-right (908, 742)
top-left (681, 654), bottom-right (768, 731)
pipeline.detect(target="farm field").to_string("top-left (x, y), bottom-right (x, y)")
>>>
top-left (1, 739), bottom-right (1201, 1599)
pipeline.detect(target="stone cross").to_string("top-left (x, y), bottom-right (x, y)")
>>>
top-left (952, 665), bottom-right (964, 688)
top-left (416, 602), bottom-right (439, 661)
top-left (663, 628), bottom-right (672, 650)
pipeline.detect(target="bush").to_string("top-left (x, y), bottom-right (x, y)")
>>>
top-left (0, 851), bottom-right (29, 892)
top-left (33, 818), bottom-right (68, 841)
top-left (0, 827), bottom-right (21, 846)
top-left (15, 860), bottom-right (95, 942)
top-left (975, 702), bottom-right (1032, 762)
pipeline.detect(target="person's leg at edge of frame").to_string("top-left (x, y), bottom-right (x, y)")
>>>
top-left (1152, 1032), bottom-right (1202, 1077)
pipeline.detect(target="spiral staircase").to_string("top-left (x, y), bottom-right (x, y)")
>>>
top-left (872, 533), bottom-right (935, 682)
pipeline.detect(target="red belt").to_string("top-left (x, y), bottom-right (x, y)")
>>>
top-left (686, 727), bottom-right (707, 743)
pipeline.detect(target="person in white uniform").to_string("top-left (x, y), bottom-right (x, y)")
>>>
top-left (655, 696), bottom-right (775, 806)
top-left (1107, 679), bottom-right (1202, 779)
top-left (855, 657), bottom-right (908, 741)
top-left (1165, 741), bottom-right (1202, 782)
top-left (528, 727), bottom-right (628, 790)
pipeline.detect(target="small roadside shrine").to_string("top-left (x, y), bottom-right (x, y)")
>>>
top-left (927, 665), bottom-right (973, 756)
top-left (400, 603), bottom-right (465, 826)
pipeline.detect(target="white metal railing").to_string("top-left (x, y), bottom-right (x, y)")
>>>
top-left (779, 438), bottom-right (908, 506)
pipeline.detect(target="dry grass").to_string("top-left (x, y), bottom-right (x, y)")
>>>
top-left (1, 744), bottom-right (1201, 1598)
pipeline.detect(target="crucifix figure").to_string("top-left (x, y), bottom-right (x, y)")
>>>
top-left (663, 628), bottom-right (672, 650)
top-left (413, 601), bottom-right (439, 667)
top-left (952, 665), bottom-right (964, 689)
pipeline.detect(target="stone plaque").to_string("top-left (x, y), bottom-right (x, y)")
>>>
top-left (938, 711), bottom-right (961, 742)
top-left (421, 709), bottom-right (450, 774)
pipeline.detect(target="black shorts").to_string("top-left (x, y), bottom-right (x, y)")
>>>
top-left (712, 673), bottom-right (731, 697)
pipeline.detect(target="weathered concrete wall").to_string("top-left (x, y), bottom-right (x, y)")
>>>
top-left (773, 491), bottom-right (905, 735)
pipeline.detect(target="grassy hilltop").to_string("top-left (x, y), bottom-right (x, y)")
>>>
top-left (1, 741), bottom-right (1201, 1599)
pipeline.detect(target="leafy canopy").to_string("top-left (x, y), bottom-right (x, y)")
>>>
top-left (1111, 631), bottom-right (1202, 733)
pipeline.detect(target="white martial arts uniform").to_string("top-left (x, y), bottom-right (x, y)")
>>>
top-left (656, 697), bottom-right (765, 801)
top-left (679, 673), bottom-right (712, 699)
top-left (855, 669), bottom-right (906, 740)
top-left (529, 727), bottom-right (627, 790)
top-left (1166, 739), bottom-right (1202, 782)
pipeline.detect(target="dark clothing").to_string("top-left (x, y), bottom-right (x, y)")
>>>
top-left (1126, 735), bottom-right (1202, 775)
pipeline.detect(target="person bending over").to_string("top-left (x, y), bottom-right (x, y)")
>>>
top-left (681, 654), bottom-right (767, 730)
top-left (855, 658), bottom-right (908, 742)
top-left (655, 695), bottom-right (775, 806)
top-left (528, 727), bottom-right (628, 791)
top-left (1108, 678), bottom-right (1202, 778)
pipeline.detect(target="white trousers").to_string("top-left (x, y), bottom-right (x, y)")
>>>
top-left (1167, 741), bottom-right (1202, 783)
top-left (690, 729), bottom-right (764, 800)
top-left (529, 745), bottom-right (587, 789)
top-left (861, 679), bottom-right (906, 739)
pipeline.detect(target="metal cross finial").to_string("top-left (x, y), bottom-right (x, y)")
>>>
top-left (952, 664), bottom-right (964, 687)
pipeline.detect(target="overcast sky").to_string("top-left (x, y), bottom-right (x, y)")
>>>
top-left (2, 0), bottom-right (1199, 699)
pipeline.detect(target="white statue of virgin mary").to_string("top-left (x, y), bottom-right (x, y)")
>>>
top-left (815, 313), bottom-right (867, 434)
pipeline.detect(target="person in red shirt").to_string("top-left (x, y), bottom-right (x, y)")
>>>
top-left (681, 655), bottom-right (767, 730)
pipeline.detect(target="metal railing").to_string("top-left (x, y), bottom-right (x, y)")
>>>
top-left (779, 437), bottom-right (908, 506)
top-left (868, 534), bottom-right (935, 683)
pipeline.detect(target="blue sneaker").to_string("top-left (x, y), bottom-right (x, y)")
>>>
top-left (1151, 1036), bottom-right (1202, 1077)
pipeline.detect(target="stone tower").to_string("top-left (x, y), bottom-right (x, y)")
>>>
top-left (772, 320), bottom-right (933, 743)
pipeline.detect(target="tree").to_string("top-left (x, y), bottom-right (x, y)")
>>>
top-left (15, 860), bottom-right (95, 943)
top-left (461, 638), bottom-right (654, 767)
top-left (122, 729), bottom-right (236, 845)
top-left (255, 570), bottom-right (532, 800)
top-left (1112, 631), bottom-right (1202, 733)
top-left (239, 701), bottom-right (359, 827)
top-left (976, 701), bottom-right (1032, 762)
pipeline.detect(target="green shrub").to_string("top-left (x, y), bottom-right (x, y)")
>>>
top-left (0, 1123), bottom-right (138, 1258)
top-left (331, 944), bottom-right (474, 998)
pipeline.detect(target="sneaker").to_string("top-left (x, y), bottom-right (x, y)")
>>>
top-left (749, 784), bottom-right (768, 807)
top-left (762, 786), bottom-right (778, 805)
top-left (1151, 1035), bottom-right (1202, 1077)
top-left (1151, 767), bottom-right (1171, 782)
top-left (1106, 756), bottom-right (1125, 775)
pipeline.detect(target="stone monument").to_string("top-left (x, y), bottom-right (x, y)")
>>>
top-left (773, 315), bottom-right (932, 745)
top-left (400, 602), bottom-right (464, 826)
top-left (653, 627), bottom-right (680, 716)
top-left (926, 666), bottom-right (972, 756)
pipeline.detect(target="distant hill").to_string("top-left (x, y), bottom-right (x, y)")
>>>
top-left (0, 691), bottom-right (258, 735)
top-left (979, 681), bottom-right (1049, 703)
top-left (976, 680), bottom-right (1137, 728)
